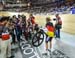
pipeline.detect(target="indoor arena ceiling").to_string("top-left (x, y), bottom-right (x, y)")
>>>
top-left (0, 0), bottom-right (75, 13)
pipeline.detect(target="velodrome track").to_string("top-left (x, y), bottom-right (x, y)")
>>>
top-left (4, 31), bottom-right (74, 58)
top-left (20, 31), bottom-right (75, 58)
top-left (0, 29), bottom-right (75, 58)
top-left (0, 12), bottom-right (75, 58)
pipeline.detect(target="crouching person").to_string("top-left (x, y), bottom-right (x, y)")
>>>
top-left (0, 17), bottom-right (13, 58)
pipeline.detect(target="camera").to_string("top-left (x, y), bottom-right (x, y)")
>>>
top-left (53, 18), bottom-right (56, 21)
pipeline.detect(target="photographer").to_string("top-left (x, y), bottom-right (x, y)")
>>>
top-left (0, 17), bottom-right (13, 58)
top-left (8, 18), bottom-right (16, 44)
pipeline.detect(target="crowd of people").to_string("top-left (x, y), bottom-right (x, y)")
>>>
top-left (0, 13), bottom-right (62, 58)
top-left (0, 14), bottom-right (38, 58)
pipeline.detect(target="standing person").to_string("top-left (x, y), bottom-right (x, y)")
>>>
top-left (0, 17), bottom-right (4, 52)
top-left (17, 14), bottom-right (22, 35)
top-left (21, 15), bottom-right (28, 40)
top-left (0, 17), bottom-right (13, 58)
top-left (17, 15), bottom-right (23, 41)
top-left (21, 15), bottom-right (27, 34)
top-left (12, 15), bottom-right (18, 43)
top-left (15, 18), bottom-right (21, 43)
top-left (27, 14), bottom-right (36, 33)
top-left (43, 17), bottom-right (54, 55)
top-left (8, 18), bottom-right (16, 44)
top-left (12, 15), bottom-right (21, 43)
top-left (26, 14), bottom-right (36, 40)
top-left (55, 14), bottom-right (62, 39)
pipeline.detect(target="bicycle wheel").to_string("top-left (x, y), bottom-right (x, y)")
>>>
top-left (32, 31), bottom-right (44, 47)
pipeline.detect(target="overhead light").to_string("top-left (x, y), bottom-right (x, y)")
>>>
top-left (17, 0), bottom-right (20, 3)
top-left (28, 2), bottom-right (31, 7)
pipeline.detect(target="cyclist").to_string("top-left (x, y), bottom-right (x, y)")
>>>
top-left (44, 17), bottom-right (54, 55)
top-left (26, 14), bottom-right (36, 40)
top-left (27, 14), bottom-right (36, 33)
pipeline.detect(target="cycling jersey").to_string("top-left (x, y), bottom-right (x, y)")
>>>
top-left (46, 22), bottom-right (54, 37)
top-left (27, 17), bottom-right (36, 25)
